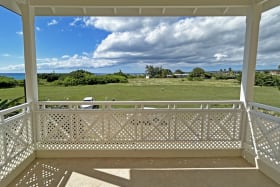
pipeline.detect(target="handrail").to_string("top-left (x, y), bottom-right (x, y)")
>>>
top-left (0, 103), bottom-right (31, 122)
top-left (37, 100), bottom-right (243, 105)
top-left (249, 102), bottom-right (280, 113)
top-left (36, 100), bottom-right (244, 110)
top-left (0, 103), bottom-right (30, 115)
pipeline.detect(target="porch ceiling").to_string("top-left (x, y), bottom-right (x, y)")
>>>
top-left (1, 0), bottom-right (280, 16)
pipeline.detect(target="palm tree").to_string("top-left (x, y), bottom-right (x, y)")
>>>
top-left (0, 96), bottom-right (24, 110)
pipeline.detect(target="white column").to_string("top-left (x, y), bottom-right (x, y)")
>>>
top-left (240, 5), bottom-right (262, 105)
top-left (20, 4), bottom-right (38, 102)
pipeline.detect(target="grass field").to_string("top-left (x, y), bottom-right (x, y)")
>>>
top-left (1, 78), bottom-right (279, 107)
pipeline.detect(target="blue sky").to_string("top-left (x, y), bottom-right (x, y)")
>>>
top-left (0, 6), bottom-right (280, 73)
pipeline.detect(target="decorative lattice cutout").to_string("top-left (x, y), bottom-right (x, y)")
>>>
top-left (0, 112), bottom-right (34, 182)
top-left (250, 111), bottom-right (280, 166)
top-left (36, 109), bottom-right (243, 150)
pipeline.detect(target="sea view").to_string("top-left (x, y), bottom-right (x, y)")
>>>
top-left (0, 73), bottom-right (25, 80)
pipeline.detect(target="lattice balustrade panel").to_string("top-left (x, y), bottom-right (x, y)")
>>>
top-left (250, 111), bottom-right (280, 167)
top-left (108, 112), bottom-right (139, 141)
top-left (175, 111), bottom-right (203, 141)
top-left (37, 109), bottom-right (242, 150)
top-left (174, 110), bottom-right (241, 149)
top-left (207, 111), bottom-right (241, 141)
top-left (73, 112), bottom-right (105, 142)
top-left (139, 111), bottom-right (173, 141)
top-left (39, 112), bottom-right (72, 141)
top-left (0, 114), bottom-right (34, 181)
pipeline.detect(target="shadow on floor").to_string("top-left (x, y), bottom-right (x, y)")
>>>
top-left (8, 157), bottom-right (278, 187)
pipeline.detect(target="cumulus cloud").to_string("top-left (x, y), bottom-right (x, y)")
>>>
top-left (87, 16), bottom-right (246, 71)
top-left (257, 6), bottom-right (280, 68)
top-left (47, 19), bottom-right (58, 26)
top-left (214, 53), bottom-right (228, 61)
top-left (36, 27), bottom-right (41, 31)
top-left (78, 7), bottom-right (278, 71)
top-left (36, 54), bottom-right (118, 71)
top-left (0, 64), bottom-right (25, 72)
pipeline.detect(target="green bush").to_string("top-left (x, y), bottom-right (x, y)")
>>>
top-left (55, 70), bottom-right (128, 86)
top-left (0, 76), bottom-right (18, 88)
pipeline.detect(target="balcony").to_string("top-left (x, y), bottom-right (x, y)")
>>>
top-left (1, 100), bottom-right (279, 186)
top-left (1, 0), bottom-right (280, 186)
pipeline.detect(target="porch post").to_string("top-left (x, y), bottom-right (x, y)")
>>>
top-left (240, 5), bottom-right (262, 105)
top-left (20, 3), bottom-right (38, 102)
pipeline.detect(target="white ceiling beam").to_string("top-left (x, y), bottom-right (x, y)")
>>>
top-left (262, 0), bottom-right (280, 12)
top-left (162, 8), bottom-right (166, 15)
top-left (29, 0), bottom-right (253, 7)
top-left (51, 7), bottom-right (56, 14)
top-left (1, 0), bottom-right (22, 14)
top-left (193, 8), bottom-right (198, 14)
top-left (113, 7), bottom-right (117, 15)
top-left (82, 7), bottom-right (87, 14)
top-left (257, 0), bottom-right (269, 5)
top-left (223, 7), bottom-right (229, 15)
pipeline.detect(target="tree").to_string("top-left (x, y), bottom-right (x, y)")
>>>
top-left (278, 64), bottom-right (280, 70)
top-left (190, 67), bottom-right (205, 78)
top-left (174, 69), bottom-right (184, 74)
top-left (145, 65), bottom-right (172, 78)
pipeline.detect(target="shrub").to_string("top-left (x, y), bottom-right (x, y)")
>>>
top-left (0, 76), bottom-right (18, 88)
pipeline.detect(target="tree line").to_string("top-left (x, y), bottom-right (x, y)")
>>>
top-left (0, 67), bottom-right (279, 89)
top-left (145, 65), bottom-right (280, 89)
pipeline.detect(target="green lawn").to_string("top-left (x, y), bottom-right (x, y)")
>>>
top-left (1, 78), bottom-right (279, 107)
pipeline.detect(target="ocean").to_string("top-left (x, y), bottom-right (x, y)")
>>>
top-left (0, 73), bottom-right (25, 80)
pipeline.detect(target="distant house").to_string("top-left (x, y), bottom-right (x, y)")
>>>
top-left (256, 69), bottom-right (280, 76)
top-left (167, 73), bottom-right (189, 78)
top-left (270, 70), bottom-right (280, 76)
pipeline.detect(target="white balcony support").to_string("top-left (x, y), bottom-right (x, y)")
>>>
top-left (240, 4), bottom-right (262, 106)
top-left (20, 3), bottom-right (38, 103)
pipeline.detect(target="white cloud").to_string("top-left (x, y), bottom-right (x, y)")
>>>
top-left (16, 31), bottom-right (23, 35)
top-left (2, 54), bottom-right (11, 57)
top-left (62, 55), bottom-right (70, 59)
top-left (214, 53), bottom-right (228, 61)
top-left (47, 19), bottom-right (58, 26)
top-left (35, 54), bottom-right (118, 71)
top-left (0, 64), bottom-right (25, 72)
top-left (89, 16), bottom-right (246, 70)
top-left (69, 17), bottom-right (82, 26)
top-left (36, 27), bottom-right (41, 31)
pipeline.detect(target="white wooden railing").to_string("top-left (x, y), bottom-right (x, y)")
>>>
top-left (0, 103), bottom-right (33, 182)
top-left (249, 102), bottom-right (280, 182)
top-left (35, 101), bottom-right (245, 151)
top-left (1, 100), bottom-right (280, 184)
